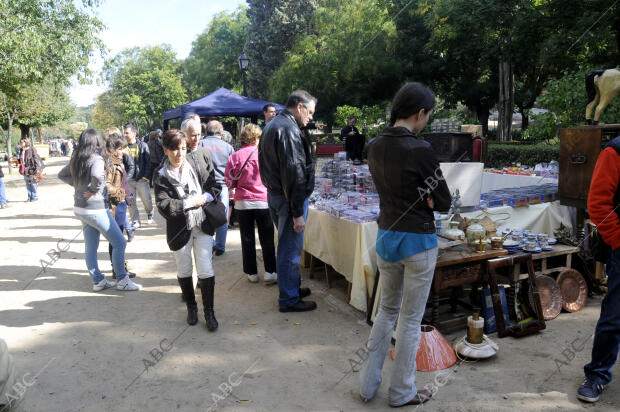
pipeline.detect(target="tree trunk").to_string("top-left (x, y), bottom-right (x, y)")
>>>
top-left (6, 113), bottom-right (14, 173)
top-left (498, 58), bottom-right (514, 142)
top-left (37, 126), bottom-right (43, 144)
top-left (476, 106), bottom-right (490, 137)
top-left (519, 106), bottom-right (529, 130)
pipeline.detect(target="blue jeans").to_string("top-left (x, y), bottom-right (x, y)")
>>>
top-left (214, 185), bottom-right (229, 252)
top-left (360, 248), bottom-right (438, 406)
top-left (76, 209), bottom-right (128, 284)
top-left (585, 249), bottom-right (620, 385)
top-left (114, 201), bottom-right (127, 230)
top-left (0, 177), bottom-right (6, 206)
top-left (268, 193), bottom-right (308, 308)
top-left (24, 175), bottom-right (37, 200)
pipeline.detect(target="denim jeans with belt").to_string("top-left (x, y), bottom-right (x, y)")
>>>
top-left (76, 209), bottom-right (128, 284)
top-left (268, 193), bottom-right (308, 309)
top-left (585, 249), bottom-right (620, 385)
top-left (360, 247), bottom-right (438, 406)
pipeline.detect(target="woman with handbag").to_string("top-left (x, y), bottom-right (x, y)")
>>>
top-left (19, 138), bottom-right (42, 202)
top-left (225, 124), bottom-right (277, 284)
top-left (154, 129), bottom-right (221, 331)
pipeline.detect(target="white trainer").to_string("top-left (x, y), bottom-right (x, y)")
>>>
top-left (247, 274), bottom-right (259, 283)
top-left (116, 276), bottom-right (142, 291)
top-left (264, 272), bottom-right (277, 285)
top-left (93, 278), bottom-right (116, 292)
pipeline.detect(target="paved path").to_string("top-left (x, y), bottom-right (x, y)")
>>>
top-left (0, 157), bottom-right (618, 411)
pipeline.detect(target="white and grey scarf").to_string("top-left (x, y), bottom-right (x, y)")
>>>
top-left (163, 158), bottom-right (205, 230)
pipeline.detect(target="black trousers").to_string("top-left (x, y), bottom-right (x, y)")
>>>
top-left (237, 208), bottom-right (276, 275)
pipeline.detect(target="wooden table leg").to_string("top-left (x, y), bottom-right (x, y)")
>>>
top-left (309, 255), bottom-right (315, 279)
top-left (431, 290), bottom-right (440, 325)
top-left (325, 264), bottom-right (332, 288)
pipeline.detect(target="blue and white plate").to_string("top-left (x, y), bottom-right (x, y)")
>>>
top-left (548, 238), bottom-right (557, 245)
top-left (542, 246), bottom-right (554, 251)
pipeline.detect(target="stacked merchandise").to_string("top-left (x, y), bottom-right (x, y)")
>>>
top-left (479, 183), bottom-right (558, 209)
top-left (310, 156), bottom-right (379, 223)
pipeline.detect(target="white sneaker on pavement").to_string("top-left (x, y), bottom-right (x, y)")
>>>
top-left (247, 274), bottom-right (259, 283)
top-left (147, 214), bottom-right (154, 224)
top-left (133, 221), bottom-right (141, 229)
top-left (93, 278), bottom-right (116, 292)
top-left (264, 272), bottom-right (277, 285)
top-left (116, 276), bottom-right (141, 291)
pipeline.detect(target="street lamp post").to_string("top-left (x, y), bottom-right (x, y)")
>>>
top-left (237, 52), bottom-right (250, 97)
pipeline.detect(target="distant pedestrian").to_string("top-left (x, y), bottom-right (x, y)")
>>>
top-left (0, 164), bottom-right (7, 208)
top-left (124, 124), bottom-right (154, 227)
top-left (19, 138), bottom-right (42, 202)
top-left (225, 124), bottom-right (277, 284)
top-left (58, 129), bottom-right (141, 291)
top-left (147, 130), bottom-right (165, 186)
top-left (199, 120), bottom-right (234, 256)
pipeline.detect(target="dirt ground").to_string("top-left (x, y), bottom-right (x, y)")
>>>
top-left (0, 157), bottom-right (618, 412)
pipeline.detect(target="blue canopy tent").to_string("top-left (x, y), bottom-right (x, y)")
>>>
top-left (163, 87), bottom-right (285, 129)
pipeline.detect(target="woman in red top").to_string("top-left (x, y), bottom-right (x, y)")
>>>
top-left (225, 124), bottom-right (277, 284)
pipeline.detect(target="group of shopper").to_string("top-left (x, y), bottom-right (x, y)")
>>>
top-left (49, 83), bottom-right (617, 408)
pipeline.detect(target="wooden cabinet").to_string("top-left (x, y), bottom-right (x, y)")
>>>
top-left (559, 125), bottom-right (620, 208)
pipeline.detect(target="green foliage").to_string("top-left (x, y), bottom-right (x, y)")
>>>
top-left (246, 0), bottom-right (318, 99)
top-left (521, 112), bottom-right (558, 143)
top-left (182, 6), bottom-right (248, 100)
top-left (269, 0), bottom-right (401, 124)
top-left (92, 91), bottom-right (122, 131)
top-left (334, 106), bottom-right (363, 126)
top-left (538, 67), bottom-right (620, 127)
top-left (103, 45), bottom-right (187, 132)
top-left (487, 142), bottom-right (559, 168)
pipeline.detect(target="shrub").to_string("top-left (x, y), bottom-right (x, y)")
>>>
top-left (521, 112), bottom-right (558, 143)
top-left (487, 142), bottom-right (559, 168)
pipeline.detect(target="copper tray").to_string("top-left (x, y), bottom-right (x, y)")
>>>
top-left (529, 275), bottom-right (563, 320)
top-left (557, 269), bottom-right (588, 312)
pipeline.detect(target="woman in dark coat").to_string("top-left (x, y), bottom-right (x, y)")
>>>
top-left (153, 129), bottom-right (220, 331)
top-left (19, 138), bottom-right (42, 202)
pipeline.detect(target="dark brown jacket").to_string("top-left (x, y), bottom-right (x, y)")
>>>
top-left (367, 126), bottom-right (451, 233)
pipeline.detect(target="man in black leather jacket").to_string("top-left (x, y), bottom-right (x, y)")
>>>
top-left (259, 90), bottom-right (317, 312)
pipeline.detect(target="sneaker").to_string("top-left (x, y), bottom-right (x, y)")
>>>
top-left (127, 229), bottom-right (135, 242)
top-left (133, 221), bottom-right (141, 229)
top-left (214, 249), bottom-right (225, 256)
top-left (264, 272), bottom-right (277, 285)
top-left (93, 278), bottom-right (116, 292)
top-left (577, 378), bottom-right (606, 403)
top-left (147, 214), bottom-right (154, 224)
top-left (247, 274), bottom-right (259, 283)
top-left (279, 300), bottom-right (317, 312)
top-left (116, 276), bottom-right (142, 291)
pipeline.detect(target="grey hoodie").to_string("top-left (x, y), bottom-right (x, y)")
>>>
top-left (58, 154), bottom-right (108, 212)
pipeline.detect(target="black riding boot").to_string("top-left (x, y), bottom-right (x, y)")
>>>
top-left (178, 277), bottom-right (198, 325)
top-left (200, 277), bottom-right (218, 331)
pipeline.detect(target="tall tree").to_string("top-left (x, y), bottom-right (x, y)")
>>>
top-left (245, 0), bottom-right (318, 99)
top-left (269, 0), bottom-right (401, 125)
top-left (92, 90), bottom-right (122, 131)
top-left (182, 6), bottom-right (249, 100)
top-left (103, 45), bottom-right (187, 132)
top-left (0, 0), bottom-right (103, 159)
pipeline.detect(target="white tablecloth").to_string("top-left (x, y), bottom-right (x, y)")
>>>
top-left (303, 201), bottom-right (573, 312)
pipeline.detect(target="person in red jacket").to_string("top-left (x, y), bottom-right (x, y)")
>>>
top-left (578, 135), bottom-right (620, 403)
